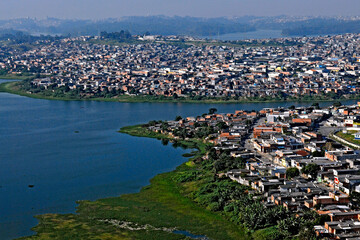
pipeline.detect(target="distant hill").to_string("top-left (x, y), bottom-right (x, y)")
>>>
top-left (1, 16), bottom-right (360, 38)
top-left (249, 16), bottom-right (360, 36)
top-left (0, 16), bottom-right (255, 37)
top-left (281, 19), bottom-right (360, 36)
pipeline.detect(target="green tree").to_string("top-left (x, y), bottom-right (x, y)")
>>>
top-left (213, 155), bottom-right (245, 173)
top-left (312, 150), bottom-right (324, 157)
top-left (301, 164), bottom-right (320, 179)
top-left (175, 115), bottom-right (182, 121)
top-left (161, 122), bottom-right (169, 131)
top-left (349, 192), bottom-right (360, 209)
top-left (277, 216), bottom-right (302, 236)
top-left (240, 201), bottom-right (267, 229)
top-left (311, 102), bottom-right (320, 109)
top-left (161, 138), bottom-right (169, 146)
top-left (148, 120), bottom-right (157, 126)
top-left (324, 142), bottom-right (335, 151)
top-left (333, 101), bottom-right (342, 107)
top-left (286, 167), bottom-right (300, 179)
top-left (209, 108), bottom-right (217, 114)
top-left (216, 121), bottom-right (228, 130)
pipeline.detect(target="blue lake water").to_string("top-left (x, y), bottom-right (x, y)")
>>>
top-left (202, 29), bottom-right (335, 41)
top-left (1, 78), bottom-right (359, 239)
top-left (202, 29), bottom-right (284, 41)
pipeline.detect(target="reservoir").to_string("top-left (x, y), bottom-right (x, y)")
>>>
top-left (0, 78), bottom-right (359, 239)
top-left (202, 29), bottom-right (284, 41)
top-left (202, 29), bottom-right (335, 41)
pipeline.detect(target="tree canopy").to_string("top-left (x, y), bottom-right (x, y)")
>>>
top-left (286, 167), bottom-right (300, 179)
top-left (209, 108), bottom-right (217, 114)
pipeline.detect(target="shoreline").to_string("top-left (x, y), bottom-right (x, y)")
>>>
top-left (0, 74), bottom-right (33, 80)
top-left (19, 124), bottom-right (251, 240)
top-left (2, 80), bottom-right (360, 104)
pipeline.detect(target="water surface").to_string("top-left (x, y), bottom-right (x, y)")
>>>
top-left (203, 29), bottom-right (336, 41)
top-left (202, 29), bottom-right (283, 41)
top-left (0, 79), bottom-right (358, 239)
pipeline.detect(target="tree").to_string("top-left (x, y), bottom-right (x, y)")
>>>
top-left (148, 120), bottom-right (157, 126)
top-left (312, 150), bottom-right (324, 157)
top-left (161, 138), bottom-right (169, 146)
top-left (301, 164), bottom-right (320, 179)
top-left (324, 142), bottom-right (334, 151)
top-left (100, 30), bottom-right (132, 40)
top-left (333, 101), bottom-right (342, 107)
top-left (240, 201), bottom-right (267, 229)
top-left (209, 108), bottom-right (217, 114)
top-left (175, 115), bottom-right (182, 121)
top-left (213, 155), bottom-right (245, 173)
top-left (349, 192), bottom-right (360, 209)
top-left (311, 102), bottom-right (320, 109)
top-left (278, 216), bottom-right (303, 237)
top-left (263, 206), bottom-right (289, 227)
top-left (216, 121), bottom-right (228, 130)
top-left (161, 122), bottom-right (169, 131)
top-left (286, 167), bottom-right (300, 179)
top-left (176, 128), bottom-right (187, 139)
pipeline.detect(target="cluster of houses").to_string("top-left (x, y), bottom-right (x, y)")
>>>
top-left (150, 103), bottom-right (360, 239)
top-left (2, 34), bottom-right (360, 100)
top-left (226, 104), bottom-right (360, 239)
top-left (149, 109), bottom-right (258, 145)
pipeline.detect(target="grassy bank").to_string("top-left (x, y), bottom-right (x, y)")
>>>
top-left (0, 74), bottom-right (33, 80)
top-left (20, 124), bottom-right (320, 239)
top-left (0, 81), bottom-right (85, 101)
top-left (2, 80), bottom-right (360, 104)
top-left (20, 125), bottom-right (250, 240)
top-left (119, 125), bottom-right (209, 154)
top-left (20, 167), bottom-right (249, 240)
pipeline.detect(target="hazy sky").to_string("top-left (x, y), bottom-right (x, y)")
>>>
top-left (0, 0), bottom-right (359, 19)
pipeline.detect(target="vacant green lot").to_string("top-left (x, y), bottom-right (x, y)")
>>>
top-left (336, 130), bottom-right (360, 146)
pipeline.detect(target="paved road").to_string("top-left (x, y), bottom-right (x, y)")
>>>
top-left (318, 125), bottom-right (342, 137)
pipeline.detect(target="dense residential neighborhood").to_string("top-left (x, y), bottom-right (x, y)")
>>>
top-left (146, 102), bottom-right (360, 239)
top-left (4, 0), bottom-right (360, 239)
top-left (2, 33), bottom-right (360, 101)
top-left (5, 31), bottom-right (360, 239)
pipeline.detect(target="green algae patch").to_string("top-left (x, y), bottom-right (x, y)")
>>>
top-left (20, 163), bottom-right (249, 240)
top-left (20, 125), bottom-right (248, 240)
